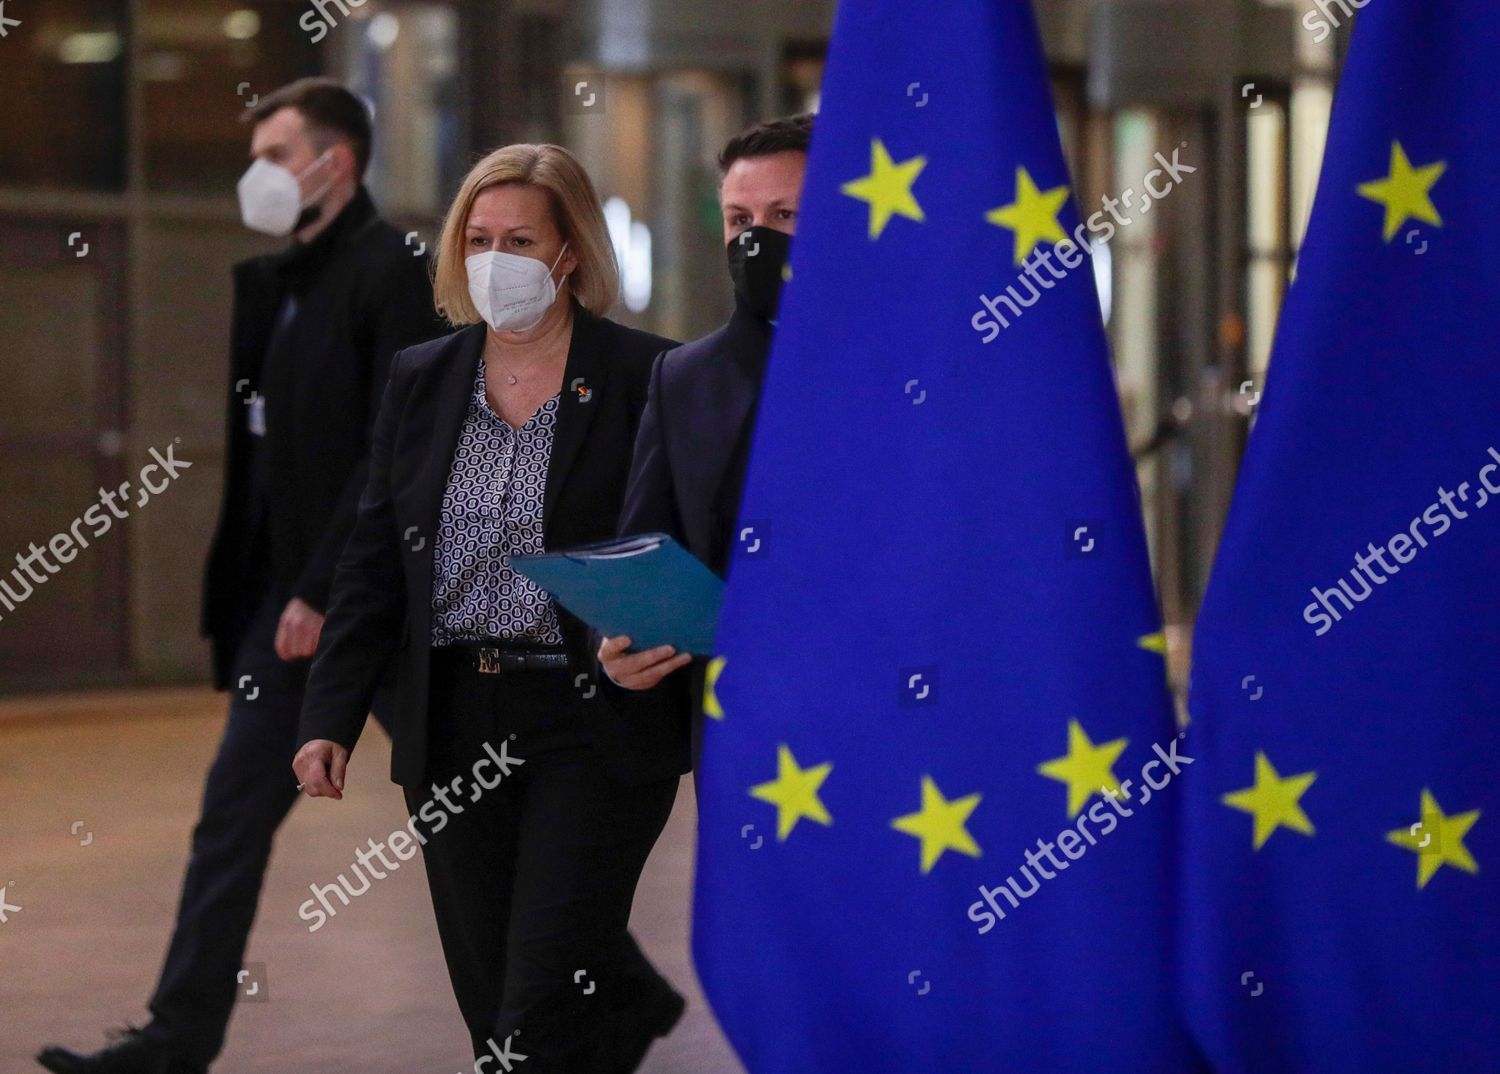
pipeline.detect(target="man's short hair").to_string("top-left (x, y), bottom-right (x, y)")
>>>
top-left (243, 77), bottom-right (373, 178)
top-left (718, 113), bottom-right (814, 175)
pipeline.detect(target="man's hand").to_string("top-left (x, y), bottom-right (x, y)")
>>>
top-left (275, 597), bottom-right (325, 661)
top-left (293, 739), bottom-right (349, 800)
top-left (597, 635), bottom-right (692, 691)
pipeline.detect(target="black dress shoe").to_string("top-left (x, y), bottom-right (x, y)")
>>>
top-left (609, 985), bottom-right (686, 1074)
top-left (36, 1027), bottom-right (205, 1074)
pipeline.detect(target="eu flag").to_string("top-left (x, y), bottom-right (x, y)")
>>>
top-left (692, 1), bottom-right (1202, 1069)
top-left (1182, 3), bottom-right (1500, 1070)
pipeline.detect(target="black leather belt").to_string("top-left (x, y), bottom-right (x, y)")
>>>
top-left (443, 644), bottom-right (571, 674)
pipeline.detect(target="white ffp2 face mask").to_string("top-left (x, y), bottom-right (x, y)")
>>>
top-left (465, 244), bottom-right (569, 332)
top-left (236, 149), bottom-right (334, 237)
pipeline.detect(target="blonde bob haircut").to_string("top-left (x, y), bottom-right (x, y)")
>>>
top-left (432, 143), bottom-right (619, 325)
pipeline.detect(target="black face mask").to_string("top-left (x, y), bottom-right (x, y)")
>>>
top-left (726, 225), bottom-right (792, 322)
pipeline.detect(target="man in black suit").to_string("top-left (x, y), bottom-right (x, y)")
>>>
top-left (38, 78), bottom-right (442, 1074)
top-left (596, 114), bottom-right (812, 755)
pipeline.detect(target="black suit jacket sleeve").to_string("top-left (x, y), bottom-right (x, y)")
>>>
top-left (615, 349), bottom-right (685, 539)
top-left (297, 348), bottom-right (411, 754)
top-left (293, 257), bottom-right (439, 613)
top-left (596, 347), bottom-right (695, 743)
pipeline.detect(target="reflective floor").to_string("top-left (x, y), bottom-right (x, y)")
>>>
top-left (0, 688), bottom-right (743, 1073)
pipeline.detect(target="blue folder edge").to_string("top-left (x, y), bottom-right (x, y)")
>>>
top-left (511, 533), bottom-right (724, 656)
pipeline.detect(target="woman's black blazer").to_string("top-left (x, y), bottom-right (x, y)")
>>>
top-left (297, 308), bottom-right (692, 788)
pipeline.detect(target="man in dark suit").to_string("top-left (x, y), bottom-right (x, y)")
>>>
top-left (38, 78), bottom-right (442, 1074)
top-left (596, 114), bottom-right (811, 757)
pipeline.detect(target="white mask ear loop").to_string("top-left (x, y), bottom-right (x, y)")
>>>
top-left (548, 242), bottom-right (570, 285)
top-left (521, 244), bottom-right (571, 331)
top-left (297, 147), bottom-right (337, 207)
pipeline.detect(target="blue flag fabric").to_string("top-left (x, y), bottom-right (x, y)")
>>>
top-left (1182, 4), bottom-right (1500, 1071)
top-left (691, 2), bottom-right (1202, 1070)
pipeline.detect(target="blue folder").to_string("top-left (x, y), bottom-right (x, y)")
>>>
top-left (511, 533), bottom-right (724, 656)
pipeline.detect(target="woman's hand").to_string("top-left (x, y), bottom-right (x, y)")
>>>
top-left (597, 635), bottom-right (692, 690)
top-left (293, 739), bottom-right (350, 800)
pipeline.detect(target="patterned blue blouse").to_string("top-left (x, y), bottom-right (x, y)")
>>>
top-left (430, 357), bottom-right (566, 645)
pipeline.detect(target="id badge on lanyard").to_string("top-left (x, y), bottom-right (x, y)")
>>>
top-left (248, 395), bottom-right (267, 437)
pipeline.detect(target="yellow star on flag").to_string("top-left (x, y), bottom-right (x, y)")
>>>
top-left (840, 139), bottom-right (926, 240)
top-left (891, 775), bottom-right (982, 874)
top-left (1386, 788), bottom-right (1480, 889)
top-left (703, 655), bottom-right (726, 720)
top-left (1137, 631), bottom-right (1168, 656)
top-left (1357, 141), bottom-right (1447, 242)
top-left (1222, 751), bottom-right (1317, 850)
top-left (1036, 719), bottom-right (1129, 818)
top-left (985, 166), bottom-right (1071, 265)
top-left (749, 744), bottom-right (832, 841)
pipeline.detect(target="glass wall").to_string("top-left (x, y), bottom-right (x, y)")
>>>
top-left (563, 66), bottom-right (754, 340)
top-left (140, 0), bottom-right (319, 192)
top-left (0, 0), bottom-right (129, 189)
top-left (327, 2), bottom-right (463, 216)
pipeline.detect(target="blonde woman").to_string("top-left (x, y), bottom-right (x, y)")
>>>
top-left (293, 144), bottom-right (689, 1070)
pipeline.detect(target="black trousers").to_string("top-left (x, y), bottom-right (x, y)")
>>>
top-left (407, 649), bottom-right (679, 1069)
top-left (143, 595), bottom-right (388, 1066)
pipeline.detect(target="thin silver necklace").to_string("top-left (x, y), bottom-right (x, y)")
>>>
top-left (488, 349), bottom-right (551, 386)
top-left (487, 317), bottom-right (569, 385)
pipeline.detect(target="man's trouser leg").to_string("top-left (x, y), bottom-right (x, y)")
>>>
top-left (143, 599), bottom-right (305, 1067)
